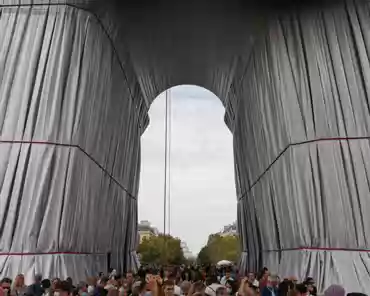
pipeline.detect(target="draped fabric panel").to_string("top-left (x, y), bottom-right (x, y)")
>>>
top-left (0, 6), bottom-right (140, 281)
top-left (236, 1), bottom-right (370, 292)
top-left (2, 0), bottom-right (370, 292)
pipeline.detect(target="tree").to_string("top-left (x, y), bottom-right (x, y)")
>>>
top-left (137, 234), bottom-right (186, 265)
top-left (197, 234), bottom-right (240, 264)
top-left (197, 245), bottom-right (211, 265)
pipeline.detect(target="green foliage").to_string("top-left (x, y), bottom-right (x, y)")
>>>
top-left (137, 234), bottom-right (186, 265)
top-left (197, 246), bottom-right (212, 265)
top-left (197, 234), bottom-right (240, 265)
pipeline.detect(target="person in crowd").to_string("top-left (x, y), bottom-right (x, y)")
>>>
top-left (55, 281), bottom-right (72, 296)
top-left (1, 278), bottom-right (12, 296)
top-left (261, 274), bottom-right (278, 296)
top-left (162, 280), bottom-right (176, 296)
top-left (126, 273), bottom-right (134, 296)
top-left (258, 270), bottom-right (269, 293)
top-left (237, 278), bottom-right (256, 296)
top-left (94, 277), bottom-right (108, 296)
top-left (66, 278), bottom-right (76, 292)
top-left (295, 284), bottom-right (308, 296)
top-left (303, 278), bottom-right (316, 296)
top-left (180, 281), bottom-right (191, 296)
top-left (189, 282), bottom-right (205, 296)
top-left (246, 273), bottom-right (258, 290)
top-left (278, 279), bottom-right (294, 296)
top-left (215, 287), bottom-right (228, 296)
top-left (41, 279), bottom-right (51, 296)
top-left (107, 289), bottom-right (119, 296)
top-left (26, 275), bottom-right (44, 296)
top-left (324, 285), bottom-right (345, 296)
top-left (105, 278), bottom-right (118, 291)
top-left (0, 263), bottom-right (365, 296)
top-left (205, 275), bottom-right (223, 296)
top-left (220, 271), bottom-right (233, 287)
top-left (76, 282), bottom-right (88, 296)
top-left (224, 279), bottom-right (237, 296)
top-left (12, 274), bottom-right (26, 296)
top-left (87, 278), bottom-right (97, 296)
top-left (131, 280), bottom-right (147, 296)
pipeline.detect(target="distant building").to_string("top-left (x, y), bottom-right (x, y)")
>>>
top-left (219, 222), bottom-right (237, 237)
top-left (138, 220), bottom-right (159, 243)
top-left (181, 241), bottom-right (194, 259)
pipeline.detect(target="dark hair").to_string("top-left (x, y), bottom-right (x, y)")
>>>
top-left (225, 279), bottom-right (238, 295)
top-left (56, 281), bottom-right (72, 293)
top-left (139, 280), bottom-right (147, 292)
top-left (205, 275), bottom-right (219, 286)
top-left (163, 280), bottom-right (175, 287)
top-left (100, 277), bottom-right (109, 285)
top-left (279, 280), bottom-right (294, 296)
top-left (295, 284), bottom-right (308, 294)
top-left (216, 287), bottom-right (227, 296)
top-left (41, 279), bottom-right (51, 289)
top-left (192, 281), bottom-right (205, 293)
top-left (0, 278), bottom-right (12, 284)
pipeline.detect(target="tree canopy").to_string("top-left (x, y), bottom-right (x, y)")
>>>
top-left (197, 234), bottom-right (240, 265)
top-left (137, 234), bottom-right (186, 265)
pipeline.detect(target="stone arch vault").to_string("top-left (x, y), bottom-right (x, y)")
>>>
top-left (1, 0), bottom-right (370, 291)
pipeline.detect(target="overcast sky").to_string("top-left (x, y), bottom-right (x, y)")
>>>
top-left (138, 85), bottom-right (236, 255)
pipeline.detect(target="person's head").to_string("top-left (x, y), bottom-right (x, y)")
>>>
top-left (163, 280), bottom-right (175, 296)
top-left (52, 278), bottom-right (61, 290)
top-left (278, 280), bottom-right (294, 296)
top-left (14, 274), bottom-right (25, 288)
top-left (288, 277), bottom-right (298, 285)
top-left (295, 284), bottom-right (308, 296)
top-left (107, 289), bottom-right (119, 296)
top-left (180, 281), bottom-right (191, 296)
top-left (261, 270), bottom-right (269, 281)
top-left (126, 272), bottom-right (134, 285)
top-left (267, 275), bottom-right (279, 287)
top-left (164, 268), bottom-right (172, 280)
top-left (42, 279), bottom-right (51, 290)
top-left (34, 274), bottom-right (42, 284)
top-left (1, 278), bottom-right (12, 292)
top-left (205, 275), bottom-right (218, 286)
top-left (55, 280), bottom-right (72, 296)
top-left (324, 285), bottom-right (345, 296)
top-left (193, 281), bottom-right (206, 295)
top-left (225, 279), bottom-right (237, 296)
top-left (215, 287), bottom-right (228, 296)
top-left (77, 282), bottom-right (88, 295)
top-left (304, 278), bottom-right (315, 293)
top-left (247, 273), bottom-right (255, 282)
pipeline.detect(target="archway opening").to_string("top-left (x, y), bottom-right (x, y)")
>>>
top-left (138, 85), bottom-right (236, 257)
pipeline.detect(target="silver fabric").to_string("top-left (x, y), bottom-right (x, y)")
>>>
top-left (235, 2), bottom-right (370, 291)
top-left (0, 5), bottom-right (140, 281)
top-left (1, 0), bottom-right (370, 292)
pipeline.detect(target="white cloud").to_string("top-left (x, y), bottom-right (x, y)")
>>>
top-left (138, 85), bottom-right (236, 254)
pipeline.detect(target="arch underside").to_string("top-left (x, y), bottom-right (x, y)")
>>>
top-left (1, 0), bottom-right (370, 291)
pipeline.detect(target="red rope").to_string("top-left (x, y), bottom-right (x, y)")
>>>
top-left (0, 252), bottom-right (106, 256)
top-left (263, 246), bottom-right (370, 252)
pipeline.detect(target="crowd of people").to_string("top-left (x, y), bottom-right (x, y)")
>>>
top-left (0, 266), bottom-right (366, 296)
